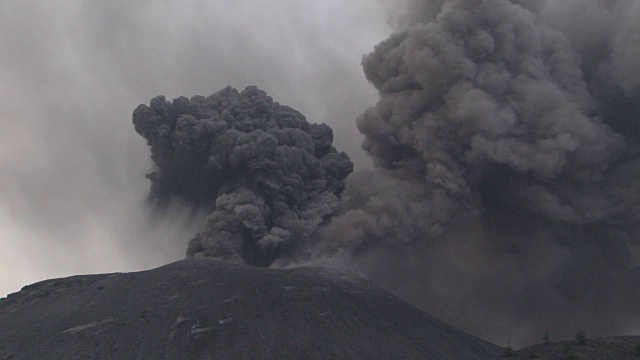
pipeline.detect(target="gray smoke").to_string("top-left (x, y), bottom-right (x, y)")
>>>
top-left (133, 86), bottom-right (353, 267)
top-left (317, 0), bottom-right (640, 346)
top-left (131, 0), bottom-right (639, 347)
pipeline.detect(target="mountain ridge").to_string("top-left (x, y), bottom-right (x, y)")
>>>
top-left (0, 258), bottom-right (501, 359)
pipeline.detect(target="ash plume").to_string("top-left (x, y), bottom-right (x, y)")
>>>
top-left (133, 86), bottom-right (353, 267)
top-left (318, 0), bottom-right (640, 346)
top-left (132, 0), bottom-right (640, 347)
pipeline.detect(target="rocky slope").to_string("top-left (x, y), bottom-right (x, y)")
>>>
top-left (0, 258), bottom-right (502, 359)
top-left (493, 336), bottom-right (640, 359)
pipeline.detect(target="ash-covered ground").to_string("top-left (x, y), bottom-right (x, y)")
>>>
top-left (0, 258), bottom-right (501, 360)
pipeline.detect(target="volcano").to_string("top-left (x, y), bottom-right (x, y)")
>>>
top-left (0, 259), bottom-right (502, 359)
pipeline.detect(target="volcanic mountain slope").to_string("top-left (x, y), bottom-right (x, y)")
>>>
top-left (0, 259), bottom-right (501, 360)
top-left (491, 336), bottom-right (640, 360)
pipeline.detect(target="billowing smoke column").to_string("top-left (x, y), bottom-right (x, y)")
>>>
top-left (319, 0), bottom-right (640, 346)
top-left (133, 86), bottom-right (353, 267)
top-left (326, 0), bottom-right (636, 254)
top-left (132, 0), bottom-right (640, 346)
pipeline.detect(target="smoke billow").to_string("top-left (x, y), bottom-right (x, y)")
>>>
top-left (133, 86), bottom-right (353, 267)
top-left (317, 0), bottom-right (640, 346)
top-left (328, 0), bottom-right (635, 253)
top-left (133, 0), bottom-right (640, 347)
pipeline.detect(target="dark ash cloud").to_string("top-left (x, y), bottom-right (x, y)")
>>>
top-left (133, 86), bottom-right (353, 266)
top-left (127, 0), bottom-right (640, 347)
top-left (314, 0), bottom-right (640, 347)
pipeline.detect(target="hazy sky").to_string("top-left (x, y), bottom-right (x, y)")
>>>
top-left (0, 0), bottom-right (394, 297)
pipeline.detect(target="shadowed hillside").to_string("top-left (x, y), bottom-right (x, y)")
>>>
top-left (0, 259), bottom-right (501, 360)
top-left (492, 336), bottom-right (640, 360)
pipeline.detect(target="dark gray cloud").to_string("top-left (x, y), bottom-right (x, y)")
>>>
top-left (133, 86), bottom-right (352, 266)
top-left (314, 0), bottom-right (640, 347)
top-left (0, 1), bottom-right (390, 296)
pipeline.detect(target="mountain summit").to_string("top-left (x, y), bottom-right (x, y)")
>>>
top-left (0, 259), bottom-right (501, 359)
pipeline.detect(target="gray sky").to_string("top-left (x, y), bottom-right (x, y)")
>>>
top-left (0, 0), bottom-right (393, 297)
